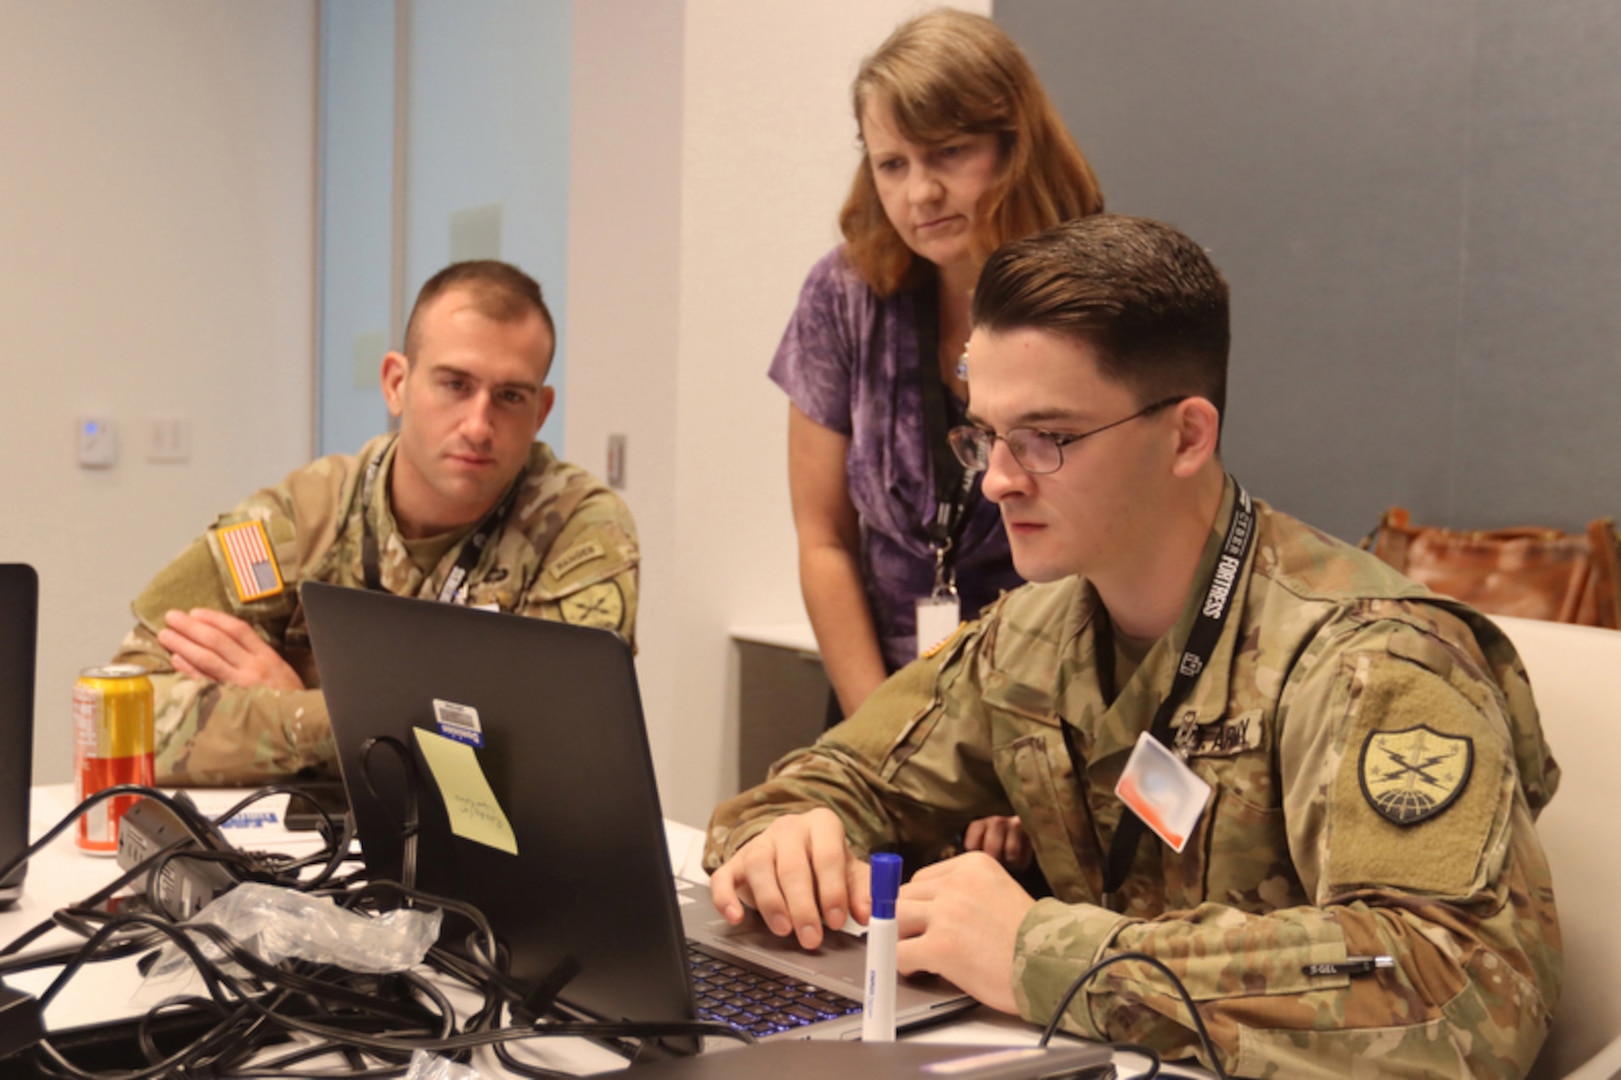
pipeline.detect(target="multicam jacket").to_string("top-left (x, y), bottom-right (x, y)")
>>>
top-left (706, 482), bottom-right (1561, 1078)
top-left (114, 434), bottom-right (639, 787)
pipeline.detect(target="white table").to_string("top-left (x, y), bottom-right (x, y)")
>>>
top-left (2, 785), bottom-right (1186, 1077)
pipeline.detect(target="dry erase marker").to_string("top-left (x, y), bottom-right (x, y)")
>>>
top-left (863, 853), bottom-right (902, 1042)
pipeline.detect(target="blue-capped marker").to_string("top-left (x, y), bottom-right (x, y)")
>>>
top-left (862, 853), bottom-right (902, 1042)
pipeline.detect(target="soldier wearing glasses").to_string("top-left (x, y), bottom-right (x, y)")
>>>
top-left (707, 215), bottom-right (1560, 1077)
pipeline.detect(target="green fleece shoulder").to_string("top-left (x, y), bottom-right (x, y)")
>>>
top-left (131, 536), bottom-right (232, 633)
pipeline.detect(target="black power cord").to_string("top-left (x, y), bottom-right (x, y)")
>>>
top-left (3, 786), bottom-right (755, 1077)
top-left (1038, 950), bottom-right (1230, 1080)
top-left (359, 737), bottom-right (423, 893)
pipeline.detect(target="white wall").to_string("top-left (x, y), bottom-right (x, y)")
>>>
top-left (0, 2), bottom-right (317, 783)
top-left (567, 0), bottom-right (988, 826)
top-left (566, 0), bottom-right (686, 813)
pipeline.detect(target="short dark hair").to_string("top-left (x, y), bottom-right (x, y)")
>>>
top-left (402, 260), bottom-right (555, 363)
top-left (971, 215), bottom-right (1229, 422)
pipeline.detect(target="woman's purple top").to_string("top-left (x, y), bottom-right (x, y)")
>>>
top-left (770, 248), bottom-right (1023, 672)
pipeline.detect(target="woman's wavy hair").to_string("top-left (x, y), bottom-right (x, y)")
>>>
top-left (839, 8), bottom-right (1104, 297)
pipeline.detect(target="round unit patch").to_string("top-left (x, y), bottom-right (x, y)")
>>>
top-left (1358, 725), bottom-right (1474, 826)
top-left (560, 581), bottom-right (625, 632)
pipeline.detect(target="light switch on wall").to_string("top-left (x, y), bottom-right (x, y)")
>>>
top-left (147, 417), bottom-right (191, 463)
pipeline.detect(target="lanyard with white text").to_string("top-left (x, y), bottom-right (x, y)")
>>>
top-left (1072, 481), bottom-right (1255, 913)
top-left (359, 439), bottom-right (525, 605)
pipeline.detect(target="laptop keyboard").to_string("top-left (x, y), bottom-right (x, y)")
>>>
top-left (686, 942), bottom-right (862, 1037)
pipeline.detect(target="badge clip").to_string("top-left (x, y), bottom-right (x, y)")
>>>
top-left (916, 543), bottom-right (961, 659)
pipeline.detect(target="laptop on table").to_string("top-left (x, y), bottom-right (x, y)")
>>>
top-left (300, 581), bottom-right (974, 1053)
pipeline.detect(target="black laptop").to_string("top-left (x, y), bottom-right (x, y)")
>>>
top-left (0, 564), bottom-right (38, 907)
top-left (300, 581), bottom-right (974, 1051)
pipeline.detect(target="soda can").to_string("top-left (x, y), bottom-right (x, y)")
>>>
top-left (72, 664), bottom-right (155, 855)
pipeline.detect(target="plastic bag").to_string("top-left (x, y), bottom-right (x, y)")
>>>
top-left (404, 1049), bottom-right (483, 1080)
top-left (142, 881), bottom-right (442, 985)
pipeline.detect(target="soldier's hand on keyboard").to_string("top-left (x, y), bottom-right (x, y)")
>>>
top-left (896, 851), bottom-right (1033, 1014)
top-left (710, 806), bottom-right (871, 950)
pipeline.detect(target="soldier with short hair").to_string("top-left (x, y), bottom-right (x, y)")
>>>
top-left (706, 216), bottom-right (1560, 1077)
top-left (115, 260), bottom-right (638, 786)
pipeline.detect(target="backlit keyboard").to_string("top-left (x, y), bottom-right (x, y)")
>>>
top-left (686, 942), bottom-right (862, 1037)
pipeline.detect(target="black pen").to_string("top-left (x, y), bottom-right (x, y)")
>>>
top-left (1302, 955), bottom-right (1395, 977)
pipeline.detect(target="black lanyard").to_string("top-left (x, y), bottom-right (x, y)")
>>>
top-left (1062, 481), bottom-right (1256, 912)
top-left (359, 440), bottom-right (526, 606)
top-left (915, 282), bottom-right (978, 597)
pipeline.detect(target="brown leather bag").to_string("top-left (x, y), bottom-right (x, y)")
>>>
top-left (1365, 508), bottom-right (1621, 629)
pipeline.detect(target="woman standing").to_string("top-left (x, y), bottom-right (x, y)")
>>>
top-left (774, 9), bottom-right (1104, 720)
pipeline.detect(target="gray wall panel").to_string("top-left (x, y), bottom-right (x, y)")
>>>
top-left (1455, 0), bottom-right (1621, 526)
top-left (997, 1), bottom-right (1619, 540)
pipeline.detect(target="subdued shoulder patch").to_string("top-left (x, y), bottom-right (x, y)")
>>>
top-left (548, 539), bottom-right (606, 582)
top-left (559, 580), bottom-right (625, 631)
top-left (1359, 725), bottom-right (1474, 826)
top-left (1324, 651), bottom-right (1506, 898)
top-left (213, 520), bottom-right (285, 603)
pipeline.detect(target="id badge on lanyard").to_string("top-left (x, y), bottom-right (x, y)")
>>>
top-left (916, 515), bottom-right (965, 659)
top-left (916, 591), bottom-right (961, 659)
top-left (915, 285), bottom-right (975, 660)
top-left (1115, 731), bottom-right (1212, 852)
top-left (1091, 480), bottom-right (1256, 911)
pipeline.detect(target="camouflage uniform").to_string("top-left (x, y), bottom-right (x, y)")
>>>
top-left (115, 434), bottom-right (639, 787)
top-left (706, 480), bottom-right (1561, 1078)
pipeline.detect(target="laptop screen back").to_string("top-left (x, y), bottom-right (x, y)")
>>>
top-left (300, 581), bottom-right (695, 1033)
top-left (0, 564), bottom-right (38, 905)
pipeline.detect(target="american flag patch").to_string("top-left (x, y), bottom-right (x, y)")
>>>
top-left (216, 521), bottom-right (285, 603)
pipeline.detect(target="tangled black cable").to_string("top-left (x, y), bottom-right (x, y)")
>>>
top-left (3, 786), bottom-right (752, 1077)
top-left (1037, 950), bottom-right (1230, 1080)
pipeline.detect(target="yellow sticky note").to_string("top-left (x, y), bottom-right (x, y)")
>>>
top-left (413, 728), bottom-right (519, 855)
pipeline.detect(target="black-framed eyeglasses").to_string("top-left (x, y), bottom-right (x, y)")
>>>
top-left (947, 396), bottom-right (1189, 476)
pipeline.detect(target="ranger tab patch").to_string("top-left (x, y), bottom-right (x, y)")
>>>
top-left (216, 521), bottom-right (284, 603)
top-left (1359, 725), bottom-right (1474, 826)
top-left (548, 539), bottom-right (606, 581)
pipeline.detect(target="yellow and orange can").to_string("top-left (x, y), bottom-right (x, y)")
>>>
top-left (72, 664), bottom-right (154, 855)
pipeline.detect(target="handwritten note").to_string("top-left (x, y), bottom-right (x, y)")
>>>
top-left (413, 727), bottom-right (519, 855)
